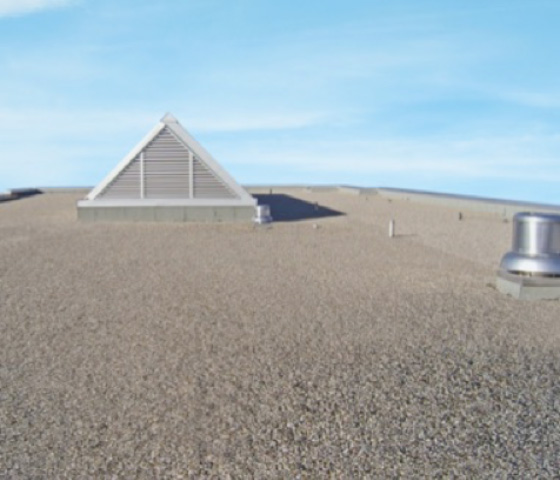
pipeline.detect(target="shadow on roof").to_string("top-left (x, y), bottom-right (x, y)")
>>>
top-left (253, 194), bottom-right (345, 222)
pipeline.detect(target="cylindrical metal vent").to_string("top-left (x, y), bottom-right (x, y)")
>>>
top-left (511, 212), bottom-right (560, 255)
top-left (499, 212), bottom-right (560, 276)
top-left (254, 204), bottom-right (273, 224)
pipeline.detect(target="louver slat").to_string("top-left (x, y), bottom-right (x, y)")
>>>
top-left (99, 156), bottom-right (141, 199)
top-left (144, 128), bottom-right (190, 199)
top-left (193, 158), bottom-right (237, 199)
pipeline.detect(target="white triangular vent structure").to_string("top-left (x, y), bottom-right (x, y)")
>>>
top-left (78, 113), bottom-right (256, 222)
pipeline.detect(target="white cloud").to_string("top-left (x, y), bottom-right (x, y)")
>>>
top-left (182, 111), bottom-right (330, 133)
top-left (0, 0), bottom-right (76, 17)
top-left (222, 134), bottom-right (560, 183)
top-left (0, 108), bottom-right (156, 137)
top-left (0, 107), bottom-right (559, 198)
top-left (0, 106), bottom-right (334, 190)
top-left (3, 106), bottom-right (558, 189)
top-left (0, 107), bottom-right (333, 141)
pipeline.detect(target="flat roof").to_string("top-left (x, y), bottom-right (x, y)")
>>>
top-left (2, 189), bottom-right (559, 477)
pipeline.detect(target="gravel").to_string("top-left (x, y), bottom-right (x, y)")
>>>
top-left (1, 191), bottom-right (559, 478)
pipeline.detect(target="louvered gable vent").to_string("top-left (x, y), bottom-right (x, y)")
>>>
top-left (96, 126), bottom-right (238, 200)
top-left (85, 113), bottom-right (254, 209)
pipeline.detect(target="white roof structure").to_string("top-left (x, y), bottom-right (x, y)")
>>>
top-left (83, 113), bottom-right (255, 207)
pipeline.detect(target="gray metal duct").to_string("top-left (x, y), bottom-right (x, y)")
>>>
top-left (499, 212), bottom-right (560, 277)
top-left (253, 205), bottom-right (273, 224)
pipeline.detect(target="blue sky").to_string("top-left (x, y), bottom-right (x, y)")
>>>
top-left (1, 0), bottom-right (559, 203)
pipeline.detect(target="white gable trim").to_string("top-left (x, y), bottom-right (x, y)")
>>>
top-left (87, 121), bottom-right (166, 200)
top-left (86, 114), bottom-right (254, 204)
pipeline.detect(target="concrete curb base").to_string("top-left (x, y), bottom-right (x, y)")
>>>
top-left (77, 205), bottom-right (256, 223)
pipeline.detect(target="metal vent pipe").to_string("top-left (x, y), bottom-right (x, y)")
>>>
top-left (499, 212), bottom-right (560, 276)
top-left (254, 204), bottom-right (273, 224)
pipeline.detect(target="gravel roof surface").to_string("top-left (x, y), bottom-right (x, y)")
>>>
top-left (1, 191), bottom-right (560, 478)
